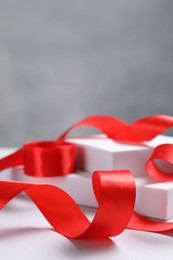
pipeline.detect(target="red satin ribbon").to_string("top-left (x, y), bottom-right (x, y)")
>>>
top-left (0, 114), bottom-right (173, 238)
top-left (0, 170), bottom-right (135, 238)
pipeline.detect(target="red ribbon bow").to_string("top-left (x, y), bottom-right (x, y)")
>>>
top-left (1, 114), bottom-right (173, 239)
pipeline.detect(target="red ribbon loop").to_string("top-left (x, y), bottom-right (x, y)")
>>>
top-left (146, 144), bottom-right (173, 182)
top-left (0, 170), bottom-right (136, 239)
top-left (57, 115), bottom-right (127, 144)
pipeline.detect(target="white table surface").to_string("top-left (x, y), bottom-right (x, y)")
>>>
top-left (0, 149), bottom-right (173, 260)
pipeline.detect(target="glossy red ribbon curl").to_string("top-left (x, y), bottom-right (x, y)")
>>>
top-left (0, 170), bottom-right (135, 238)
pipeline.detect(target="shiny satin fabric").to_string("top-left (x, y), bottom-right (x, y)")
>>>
top-left (0, 114), bottom-right (173, 239)
top-left (0, 170), bottom-right (135, 239)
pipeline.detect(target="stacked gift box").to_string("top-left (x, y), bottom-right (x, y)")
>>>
top-left (3, 133), bottom-right (173, 222)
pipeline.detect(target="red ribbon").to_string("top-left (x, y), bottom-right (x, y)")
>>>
top-left (0, 170), bottom-right (135, 239)
top-left (0, 114), bottom-right (173, 238)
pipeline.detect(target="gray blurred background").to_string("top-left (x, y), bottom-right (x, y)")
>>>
top-left (0, 0), bottom-right (173, 147)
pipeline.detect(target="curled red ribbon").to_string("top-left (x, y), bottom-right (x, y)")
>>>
top-left (0, 114), bottom-right (173, 238)
top-left (0, 170), bottom-right (135, 239)
top-left (146, 143), bottom-right (173, 182)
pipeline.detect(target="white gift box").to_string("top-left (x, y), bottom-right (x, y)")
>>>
top-left (135, 176), bottom-right (173, 220)
top-left (67, 135), bottom-right (173, 177)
